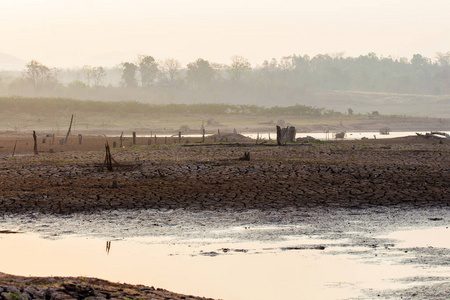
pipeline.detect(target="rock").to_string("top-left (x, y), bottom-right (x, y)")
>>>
top-left (1, 292), bottom-right (12, 300)
top-left (5, 287), bottom-right (20, 294)
top-left (61, 282), bottom-right (95, 299)
top-left (49, 291), bottom-right (73, 299)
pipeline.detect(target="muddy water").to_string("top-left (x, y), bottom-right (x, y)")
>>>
top-left (0, 207), bottom-right (449, 300)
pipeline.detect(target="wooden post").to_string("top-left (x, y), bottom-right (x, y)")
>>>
top-left (165, 136), bottom-right (167, 144)
top-left (113, 141), bottom-right (117, 148)
top-left (178, 131), bottom-right (181, 143)
top-left (276, 126), bottom-right (282, 146)
top-left (64, 114), bottom-right (73, 145)
top-left (78, 134), bottom-right (82, 145)
top-left (12, 140), bottom-right (17, 157)
top-left (132, 132), bottom-right (136, 145)
top-left (33, 131), bottom-right (39, 155)
top-left (202, 128), bottom-right (205, 143)
top-left (218, 129), bottom-right (221, 138)
top-left (120, 132), bottom-right (123, 148)
top-left (104, 142), bottom-right (113, 171)
top-left (154, 135), bottom-right (157, 145)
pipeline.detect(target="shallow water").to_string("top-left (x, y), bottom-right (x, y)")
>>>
top-left (1, 207), bottom-right (449, 300)
top-left (245, 131), bottom-right (438, 141)
top-left (116, 131), bottom-right (445, 141)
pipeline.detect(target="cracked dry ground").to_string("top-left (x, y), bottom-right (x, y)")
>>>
top-left (1, 137), bottom-right (449, 214)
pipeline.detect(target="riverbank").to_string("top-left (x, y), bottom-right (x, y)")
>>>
top-left (1, 135), bottom-right (449, 299)
top-left (0, 272), bottom-right (213, 300)
top-left (0, 135), bottom-right (449, 214)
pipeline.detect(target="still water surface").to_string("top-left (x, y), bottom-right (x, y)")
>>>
top-left (1, 208), bottom-right (449, 300)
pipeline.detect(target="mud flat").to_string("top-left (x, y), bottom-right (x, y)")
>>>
top-left (0, 135), bottom-right (449, 299)
top-left (0, 135), bottom-right (449, 214)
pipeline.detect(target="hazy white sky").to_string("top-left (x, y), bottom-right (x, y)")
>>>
top-left (1, 0), bottom-right (449, 68)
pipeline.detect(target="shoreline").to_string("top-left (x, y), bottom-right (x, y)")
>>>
top-left (0, 135), bottom-right (449, 214)
top-left (1, 135), bottom-right (449, 299)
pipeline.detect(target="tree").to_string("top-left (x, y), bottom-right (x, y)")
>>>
top-left (228, 55), bottom-right (251, 82)
top-left (92, 66), bottom-right (106, 87)
top-left (137, 55), bottom-right (158, 87)
top-left (121, 62), bottom-right (138, 88)
top-left (82, 65), bottom-right (92, 87)
top-left (161, 58), bottom-right (181, 82)
top-left (279, 56), bottom-right (293, 81)
top-left (411, 54), bottom-right (429, 67)
top-left (186, 58), bottom-right (214, 89)
top-left (435, 51), bottom-right (450, 66)
top-left (24, 60), bottom-right (56, 89)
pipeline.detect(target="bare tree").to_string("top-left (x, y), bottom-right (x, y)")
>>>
top-left (82, 65), bottom-right (92, 87)
top-left (24, 60), bottom-right (55, 89)
top-left (92, 66), bottom-right (106, 87)
top-left (435, 51), bottom-right (450, 66)
top-left (161, 58), bottom-right (181, 82)
top-left (228, 55), bottom-right (251, 82)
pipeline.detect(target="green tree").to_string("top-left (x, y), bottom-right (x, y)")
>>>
top-left (186, 58), bottom-right (214, 89)
top-left (121, 62), bottom-right (138, 88)
top-left (137, 55), bottom-right (158, 87)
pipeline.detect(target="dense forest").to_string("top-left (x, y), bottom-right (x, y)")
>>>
top-left (0, 52), bottom-right (449, 110)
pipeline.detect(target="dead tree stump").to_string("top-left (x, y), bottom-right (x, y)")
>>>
top-left (276, 126), bottom-right (296, 145)
top-left (33, 131), bottom-right (39, 155)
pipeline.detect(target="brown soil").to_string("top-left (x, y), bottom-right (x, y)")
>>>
top-left (0, 272), bottom-right (214, 299)
top-left (1, 134), bottom-right (449, 299)
top-left (0, 134), bottom-right (449, 214)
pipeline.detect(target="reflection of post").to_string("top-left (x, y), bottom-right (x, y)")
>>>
top-left (106, 241), bottom-right (111, 255)
top-left (33, 131), bottom-right (39, 155)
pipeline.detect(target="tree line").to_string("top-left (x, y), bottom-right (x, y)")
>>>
top-left (1, 52), bottom-right (449, 105)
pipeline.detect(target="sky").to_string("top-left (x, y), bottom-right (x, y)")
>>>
top-left (1, 0), bottom-right (449, 68)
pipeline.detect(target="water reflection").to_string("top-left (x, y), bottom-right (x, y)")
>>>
top-left (1, 226), bottom-right (449, 300)
top-left (106, 240), bottom-right (111, 255)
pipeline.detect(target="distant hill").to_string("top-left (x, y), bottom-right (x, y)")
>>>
top-left (0, 52), bottom-right (26, 70)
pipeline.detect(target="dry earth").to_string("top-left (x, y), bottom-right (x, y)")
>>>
top-left (0, 133), bottom-right (449, 299)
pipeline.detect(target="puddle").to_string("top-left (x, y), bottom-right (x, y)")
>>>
top-left (1, 207), bottom-right (449, 300)
top-left (382, 227), bottom-right (450, 248)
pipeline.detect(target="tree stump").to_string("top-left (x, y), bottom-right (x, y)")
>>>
top-left (33, 131), bottom-right (39, 155)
